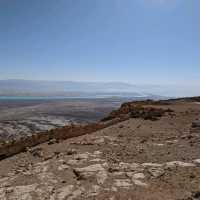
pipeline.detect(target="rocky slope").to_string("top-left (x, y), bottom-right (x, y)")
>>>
top-left (0, 98), bottom-right (200, 199)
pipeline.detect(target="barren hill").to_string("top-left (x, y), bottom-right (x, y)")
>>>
top-left (0, 98), bottom-right (200, 199)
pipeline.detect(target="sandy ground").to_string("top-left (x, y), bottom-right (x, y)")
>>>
top-left (0, 101), bottom-right (200, 199)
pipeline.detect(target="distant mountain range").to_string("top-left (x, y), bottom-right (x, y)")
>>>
top-left (0, 79), bottom-right (199, 98)
top-left (0, 80), bottom-right (141, 93)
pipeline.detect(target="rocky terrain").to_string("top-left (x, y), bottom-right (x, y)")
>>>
top-left (0, 97), bottom-right (200, 199)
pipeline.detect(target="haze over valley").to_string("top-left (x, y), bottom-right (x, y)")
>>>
top-left (0, 79), bottom-right (199, 97)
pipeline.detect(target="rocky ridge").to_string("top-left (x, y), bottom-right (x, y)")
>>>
top-left (0, 97), bottom-right (200, 199)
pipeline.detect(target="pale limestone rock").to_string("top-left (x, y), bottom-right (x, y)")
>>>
top-left (22, 170), bottom-right (33, 176)
top-left (74, 153), bottom-right (90, 160)
top-left (114, 179), bottom-right (132, 188)
top-left (103, 136), bottom-right (117, 142)
top-left (68, 187), bottom-right (85, 200)
top-left (74, 164), bottom-right (107, 181)
top-left (0, 188), bottom-right (6, 200)
top-left (38, 171), bottom-right (58, 185)
top-left (66, 148), bottom-right (77, 155)
top-left (87, 185), bottom-right (101, 197)
top-left (56, 185), bottom-right (74, 200)
top-left (66, 152), bottom-right (90, 165)
top-left (152, 143), bottom-right (164, 146)
top-left (193, 159), bottom-right (200, 164)
top-left (119, 162), bottom-right (142, 172)
top-left (142, 163), bottom-right (163, 167)
top-left (67, 159), bottom-right (84, 165)
top-left (111, 186), bottom-right (118, 192)
top-left (58, 159), bottom-right (66, 164)
top-left (33, 161), bottom-right (50, 173)
top-left (102, 162), bottom-right (109, 168)
top-left (148, 167), bottom-right (165, 178)
top-left (93, 151), bottom-right (102, 155)
top-left (56, 185), bottom-right (85, 199)
top-left (93, 137), bottom-right (105, 144)
top-left (75, 164), bottom-right (105, 173)
top-left (113, 171), bottom-right (126, 176)
top-left (90, 158), bottom-right (105, 163)
top-left (132, 179), bottom-right (148, 187)
top-left (96, 170), bottom-right (108, 184)
top-left (58, 164), bottom-right (70, 171)
top-left (165, 161), bottom-right (196, 167)
top-left (0, 177), bottom-right (11, 188)
top-left (166, 140), bottom-right (178, 144)
top-left (126, 172), bottom-right (147, 187)
top-left (132, 173), bottom-right (145, 179)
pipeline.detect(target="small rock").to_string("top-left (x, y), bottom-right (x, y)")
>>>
top-left (152, 143), bottom-right (164, 146)
top-left (90, 158), bottom-right (105, 163)
top-left (126, 172), bottom-right (148, 187)
top-left (74, 153), bottom-right (89, 160)
top-left (111, 187), bottom-right (118, 192)
top-left (166, 140), bottom-right (178, 145)
top-left (67, 159), bottom-right (84, 166)
top-left (96, 170), bottom-right (107, 185)
top-left (73, 164), bottom-right (106, 181)
top-left (119, 162), bottom-right (142, 172)
top-left (192, 122), bottom-right (200, 128)
top-left (54, 151), bottom-right (61, 158)
top-left (148, 167), bottom-right (165, 178)
top-left (192, 191), bottom-right (200, 199)
top-left (114, 179), bottom-right (132, 188)
top-left (43, 154), bottom-right (54, 161)
top-left (132, 173), bottom-right (145, 179)
top-left (119, 125), bottom-right (124, 129)
top-left (113, 172), bottom-right (126, 176)
top-left (166, 161), bottom-right (196, 167)
top-left (140, 139), bottom-right (147, 144)
top-left (87, 185), bottom-right (101, 197)
top-left (93, 137), bottom-right (105, 145)
top-left (58, 164), bottom-right (70, 171)
top-left (66, 149), bottom-right (77, 155)
top-left (142, 163), bottom-right (163, 168)
top-left (93, 151), bottom-right (102, 155)
top-left (132, 179), bottom-right (148, 187)
top-left (28, 147), bottom-right (44, 158)
top-left (56, 185), bottom-right (74, 200)
top-left (193, 159), bottom-right (200, 165)
top-left (118, 134), bottom-right (123, 138)
top-left (48, 139), bottom-right (58, 145)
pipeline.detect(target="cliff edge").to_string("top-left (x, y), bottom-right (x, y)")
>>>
top-left (0, 97), bottom-right (200, 199)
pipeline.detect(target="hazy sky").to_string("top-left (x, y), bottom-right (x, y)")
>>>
top-left (0, 0), bottom-right (200, 85)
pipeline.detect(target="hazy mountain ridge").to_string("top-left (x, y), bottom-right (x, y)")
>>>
top-left (0, 79), bottom-right (199, 97)
top-left (0, 80), bottom-right (141, 93)
top-left (0, 80), bottom-right (153, 98)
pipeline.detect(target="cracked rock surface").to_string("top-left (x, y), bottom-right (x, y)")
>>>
top-left (0, 101), bottom-right (200, 199)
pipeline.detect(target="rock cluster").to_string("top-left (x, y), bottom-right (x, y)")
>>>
top-left (102, 102), bottom-right (173, 121)
top-left (0, 145), bottom-right (199, 199)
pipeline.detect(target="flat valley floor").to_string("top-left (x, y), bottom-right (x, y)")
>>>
top-left (0, 98), bottom-right (123, 141)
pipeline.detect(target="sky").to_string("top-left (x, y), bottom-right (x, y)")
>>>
top-left (0, 0), bottom-right (200, 85)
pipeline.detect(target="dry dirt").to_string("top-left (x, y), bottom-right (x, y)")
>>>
top-left (0, 101), bottom-right (200, 199)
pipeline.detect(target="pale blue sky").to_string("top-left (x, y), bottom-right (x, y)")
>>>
top-left (0, 0), bottom-right (200, 85)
